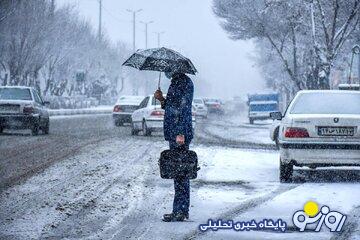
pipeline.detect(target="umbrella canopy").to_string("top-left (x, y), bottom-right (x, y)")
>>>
top-left (122, 47), bottom-right (197, 75)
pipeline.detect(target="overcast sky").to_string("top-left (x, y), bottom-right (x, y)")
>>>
top-left (58, 0), bottom-right (264, 99)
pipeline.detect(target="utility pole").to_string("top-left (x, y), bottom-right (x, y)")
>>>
top-left (98, 0), bottom-right (102, 42)
top-left (357, 45), bottom-right (360, 84)
top-left (154, 31), bottom-right (165, 48)
top-left (140, 21), bottom-right (153, 49)
top-left (348, 45), bottom-right (360, 84)
top-left (50, 0), bottom-right (55, 17)
top-left (127, 9), bottom-right (142, 52)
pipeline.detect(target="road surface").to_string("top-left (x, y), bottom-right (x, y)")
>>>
top-left (1, 113), bottom-right (360, 240)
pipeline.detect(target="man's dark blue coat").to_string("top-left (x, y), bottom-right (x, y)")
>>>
top-left (162, 73), bottom-right (194, 142)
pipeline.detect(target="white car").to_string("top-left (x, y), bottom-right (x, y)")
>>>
top-left (0, 86), bottom-right (50, 135)
top-left (271, 90), bottom-right (360, 182)
top-left (112, 95), bottom-right (144, 126)
top-left (131, 95), bottom-right (196, 136)
top-left (193, 98), bottom-right (208, 118)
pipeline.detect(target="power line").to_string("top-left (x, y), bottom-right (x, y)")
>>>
top-left (102, 5), bottom-right (130, 23)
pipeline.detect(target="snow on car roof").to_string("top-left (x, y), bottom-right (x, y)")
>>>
top-left (116, 95), bottom-right (144, 105)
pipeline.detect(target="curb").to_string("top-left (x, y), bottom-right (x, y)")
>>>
top-left (48, 108), bottom-right (112, 116)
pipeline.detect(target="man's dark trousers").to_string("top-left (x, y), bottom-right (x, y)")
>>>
top-left (169, 140), bottom-right (191, 216)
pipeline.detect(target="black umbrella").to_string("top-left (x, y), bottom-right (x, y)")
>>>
top-left (122, 47), bottom-right (197, 88)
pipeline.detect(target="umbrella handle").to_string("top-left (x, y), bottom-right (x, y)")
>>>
top-left (158, 72), bottom-right (161, 90)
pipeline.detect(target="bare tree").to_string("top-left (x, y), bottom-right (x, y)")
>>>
top-left (213, 0), bottom-right (360, 92)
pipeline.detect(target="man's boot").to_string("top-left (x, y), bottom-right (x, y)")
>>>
top-left (162, 212), bottom-right (188, 222)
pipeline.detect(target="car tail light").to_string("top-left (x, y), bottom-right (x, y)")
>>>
top-left (23, 105), bottom-right (34, 114)
top-left (192, 112), bottom-right (196, 116)
top-left (113, 105), bottom-right (122, 112)
top-left (151, 110), bottom-right (164, 116)
top-left (285, 127), bottom-right (310, 138)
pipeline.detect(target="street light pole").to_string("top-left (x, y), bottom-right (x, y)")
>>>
top-left (140, 21), bottom-right (153, 49)
top-left (127, 9), bottom-right (142, 52)
top-left (349, 45), bottom-right (360, 84)
top-left (98, 0), bottom-right (102, 42)
top-left (154, 31), bottom-right (165, 48)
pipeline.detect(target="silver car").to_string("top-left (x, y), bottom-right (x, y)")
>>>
top-left (0, 86), bottom-right (50, 135)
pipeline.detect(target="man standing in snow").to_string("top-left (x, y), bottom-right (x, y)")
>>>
top-left (154, 70), bottom-right (194, 222)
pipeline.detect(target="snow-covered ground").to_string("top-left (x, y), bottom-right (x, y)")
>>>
top-left (1, 114), bottom-right (359, 239)
top-left (2, 141), bottom-right (359, 239)
top-left (196, 114), bottom-right (275, 148)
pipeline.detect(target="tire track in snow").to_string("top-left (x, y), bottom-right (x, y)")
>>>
top-left (40, 140), bottom-right (156, 239)
top-left (0, 138), bottom-right (143, 239)
top-left (0, 137), bottom-right (133, 218)
top-left (0, 136), bottom-right (114, 191)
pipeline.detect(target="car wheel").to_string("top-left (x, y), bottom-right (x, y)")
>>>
top-left (31, 123), bottom-right (39, 136)
top-left (115, 120), bottom-right (123, 127)
top-left (274, 127), bottom-right (280, 149)
top-left (142, 120), bottom-right (151, 136)
top-left (249, 118), bottom-right (254, 124)
top-left (42, 119), bottom-right (50, 134)
top-left (0, 126), bottom-right (3, 133)
top-left (280, 159), bottom-right (293, 183)
top-left (131, 122), bottom-right (138, 136)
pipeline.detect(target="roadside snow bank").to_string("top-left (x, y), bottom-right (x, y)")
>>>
top-left (48, 106), bottom-right (112, 116)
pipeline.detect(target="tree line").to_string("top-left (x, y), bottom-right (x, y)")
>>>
top-left (213, 0), bottom-right (360, 100)
top-left (0, 0), bottom-right (135, 99)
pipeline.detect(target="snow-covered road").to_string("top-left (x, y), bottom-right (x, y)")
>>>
top-left (1, 114), bottom-right (360, 240)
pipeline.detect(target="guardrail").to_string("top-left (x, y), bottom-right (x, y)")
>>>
top-left (48, 107), bottom-right (113, 116)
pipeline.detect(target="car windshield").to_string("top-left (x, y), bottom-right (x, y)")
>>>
top-left (0, 88), bottom-right (32, 100)
top-left (250, 103), bottom-right (277, 111)
top-left (193, 99), bottom-right (203, 104)
top-left (290, 92), bottom-right (360, 114)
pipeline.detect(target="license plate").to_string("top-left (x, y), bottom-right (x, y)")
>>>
top-left (0, 105), bottom-right (20, 113)
top-left (318, 127), bottom-right (355, 136)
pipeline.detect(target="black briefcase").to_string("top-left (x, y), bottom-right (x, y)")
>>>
top-left (159, 149), bottom-right (199, 179)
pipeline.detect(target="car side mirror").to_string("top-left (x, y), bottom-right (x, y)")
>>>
top-left (270, 111), bottom-right (282, 120)
top-left (43, 101), bottom-right (50, 106)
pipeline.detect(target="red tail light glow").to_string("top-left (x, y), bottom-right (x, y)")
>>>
top-left (113, 105), bottom-right (122, 112)
top-left (23, 105), bottom-right (34, 114)
top-left (151, 110), bottom-right (164, 116)
top-left (285, 127), bottom-right (310, 138)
